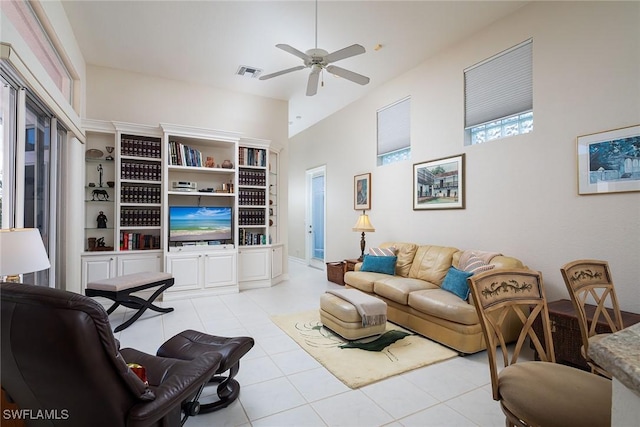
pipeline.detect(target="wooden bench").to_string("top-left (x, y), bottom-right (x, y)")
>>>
top-left (86, 272), bottom-right (174, 332)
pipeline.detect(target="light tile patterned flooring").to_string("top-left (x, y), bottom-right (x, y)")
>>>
top-left (111, 260), bottom-right (528, 427)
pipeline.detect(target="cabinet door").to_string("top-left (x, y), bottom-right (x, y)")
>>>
top-left (118, 253), bottom-right (162, 275)
top-left (204, 252), bottom-right (237, 288)
top-left (81, 255), bottom-right (116, 289)
top-left (166, 254), bottom-right (201, 291)
top-left (271, 245), bottom-right (284, 279)
top-left (238, 248), bottom-right (270, 282)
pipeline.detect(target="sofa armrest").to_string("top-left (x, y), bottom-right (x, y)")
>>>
top-left (121, 348), bottom-right (222, 427)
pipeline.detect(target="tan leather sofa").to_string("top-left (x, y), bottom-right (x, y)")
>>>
top-left (343, 242), bottom-right (525, 354)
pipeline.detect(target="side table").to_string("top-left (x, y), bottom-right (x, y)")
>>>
top-left (344, 258), bottom-right (361, 273)
top-left (532, 299), bottom-right (640, 371)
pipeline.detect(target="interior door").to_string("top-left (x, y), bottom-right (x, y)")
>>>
top-left (305, 166), bottom-right (325, 269)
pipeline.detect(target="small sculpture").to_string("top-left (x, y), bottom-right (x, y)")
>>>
top-left (92, 189), bottom-right (109, 201)
top-left (96, 237), bottom-right (106, 248)
top-left (105, 146), bottom-right (114, 161)
top-left (97, 211), bottom-right (108, 228)
top-left (97, 164), bottom-right (104, 187)
top-left (205, 156), bottom-right (215, 167)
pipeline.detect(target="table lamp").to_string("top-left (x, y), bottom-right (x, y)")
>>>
top-left (352, 211), bottom-right (375, 262)
top-left (0, 228), bottom-right (51, 283)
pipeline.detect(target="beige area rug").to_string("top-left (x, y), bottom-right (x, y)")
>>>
top-left (271, 310), bottom-right (457, 388)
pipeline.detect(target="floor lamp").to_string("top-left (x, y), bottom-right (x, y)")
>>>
top-left (0, 228), bottom-right (51, 283)
top-left (352, 211), bottom-right (375, 262)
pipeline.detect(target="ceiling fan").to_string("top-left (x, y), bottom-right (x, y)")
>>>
top-left (259, 0), bottom-right (370, 96)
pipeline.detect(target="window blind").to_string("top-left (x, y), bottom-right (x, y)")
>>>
top-left (377, 96), bottom-right (410, 156)
top-left (464, 39), bottom-right (532, 129)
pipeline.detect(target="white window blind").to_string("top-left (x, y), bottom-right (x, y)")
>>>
top-left (377, 97), bottom-right (410, 157)
top-left (464, 39), bottom-right (532, 128)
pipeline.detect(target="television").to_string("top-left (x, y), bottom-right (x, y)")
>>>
top-left (169, 206), bottom-right (233, 244)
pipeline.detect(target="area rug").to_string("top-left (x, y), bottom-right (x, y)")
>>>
top-left (270, 309), bottom-right (457, 388)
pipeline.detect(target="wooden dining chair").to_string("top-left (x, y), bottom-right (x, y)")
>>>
top-left (560, 259), bottom-right (623, 378)
top-left (468, 268), bottom-right (611, 427)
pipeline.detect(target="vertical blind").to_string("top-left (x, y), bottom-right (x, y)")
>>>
top-left (377, 96), bottom-right (410, 156)
top-left (464, 39), bottom-right (532, 128)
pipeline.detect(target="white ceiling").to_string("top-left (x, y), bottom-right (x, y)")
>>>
top-left (61, 1), bottom-right (528, 136)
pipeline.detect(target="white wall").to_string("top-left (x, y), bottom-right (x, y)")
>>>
top-left (288, 1), bottom-right (640, 312)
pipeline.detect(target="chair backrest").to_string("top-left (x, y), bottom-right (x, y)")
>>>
top-left (1, 282), bottom-right (153, 426)
top-left (560, 259), bottom-right (624, 353)
top-left (467, 269), bottom-right (554, 401)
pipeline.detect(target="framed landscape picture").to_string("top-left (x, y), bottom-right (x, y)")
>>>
top-left (413, 154), bottom-right (465, 210)
top-left (577, 124), bottom-right (640, 195)
top-left (354, 173), bottom-right (371, 210)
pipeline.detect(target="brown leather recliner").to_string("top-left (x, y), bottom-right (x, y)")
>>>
top-left (0, 282), bottom-right (222, 427)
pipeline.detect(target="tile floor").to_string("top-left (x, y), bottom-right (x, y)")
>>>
top-left (111, 260), bottom-right (529, 427)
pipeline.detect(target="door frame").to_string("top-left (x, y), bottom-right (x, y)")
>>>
top-left (305, 165), bottom-right (326, 269)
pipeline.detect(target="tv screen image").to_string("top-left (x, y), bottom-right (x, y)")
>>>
top-left (169, 206), bottom-right (232, 243)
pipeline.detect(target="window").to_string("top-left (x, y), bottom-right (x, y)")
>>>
top-left (464, 39), bottom-right (533, 145)
top-left (1, 65), bottom-right (65, 288)
top-left (377, 97), bottom-right (410, 165)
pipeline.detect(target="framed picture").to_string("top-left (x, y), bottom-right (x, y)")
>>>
top-left (413, 154), bottom-right (465, 210)
top-left (354, 173), bottom-right (371, 210)
top-left (577, 124), bottom-right (640, 195)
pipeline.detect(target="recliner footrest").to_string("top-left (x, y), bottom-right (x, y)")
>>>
top-left (157, 330), bottom-right (254, 414)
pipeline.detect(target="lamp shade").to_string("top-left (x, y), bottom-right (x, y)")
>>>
top-left (0, 228), bottom-right (51, 277)
top-left (352, 213), bottom-right (375, 232)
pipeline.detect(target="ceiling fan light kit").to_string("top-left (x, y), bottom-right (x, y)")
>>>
top-left (259, 1), bottom-right (370, 96)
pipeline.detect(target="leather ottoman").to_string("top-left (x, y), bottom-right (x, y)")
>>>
top-left (320, 292), bottom-right (386, 340)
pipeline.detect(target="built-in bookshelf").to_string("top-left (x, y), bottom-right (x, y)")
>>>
top-left (238, 144), bottom-right (268, 247)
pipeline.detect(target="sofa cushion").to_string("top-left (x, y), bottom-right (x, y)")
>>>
top-left (344, 271), bottom-right (390, 293)
top-left (490, 255), bottom-right (525, 269)
top-left (369, 246), bottom-right (396, 257)
top-left (460, 255), bottom-right (495, 275)
top-left (408, 245), bottom-right (459, 285)
top-left (441, 267), bottom-right (474, 300)
top-left (373, 277), bottom-right (438, 305)
top-left (381, 242), bottom-right (418, 277)
top-left (360, 255), bottom-right (397, 275)
top-left (408, 289), bottom-right (479, 325)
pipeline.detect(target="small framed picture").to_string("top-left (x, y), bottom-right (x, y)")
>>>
top-left (413, 154), bottom-right (465, 210)
top-left (577, 124), bottom-right (640, 195)
top-left (354, 173), bottom-right (371, 210)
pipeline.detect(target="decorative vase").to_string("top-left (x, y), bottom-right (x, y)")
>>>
top-left (221, 159), bottom-right (233, 169)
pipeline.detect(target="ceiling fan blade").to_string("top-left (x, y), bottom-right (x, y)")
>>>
top-left (306, 66), bottom-right (321, 96)
top-left (259, 65), bottom-right (306, 80)
top-left (326, 65), bottom-right (370, 86)
top-left (324, 44), bottom-right (366, 64)
top-left (276, 44), bottom-right (311, 61)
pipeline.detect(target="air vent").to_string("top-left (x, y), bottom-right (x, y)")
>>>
top-left (236, 66), bottom-right (262, 78)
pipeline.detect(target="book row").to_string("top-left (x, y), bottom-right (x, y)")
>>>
top-left (239, 229), bottom-right (267, 246)
top-left (238, 169), bottom-right (266, 186)
top-left (238, 209), bottom-right (266, 226)
top-left (120, 208), bottom-right (161, 227)
top-left (119, 232), bottom-right (161, 250)
top-left (238, 189), bottom-right (266, 206)
top-left (168, 141), bottom-right (204, 167)
top-left (238, 147), bottom-right (267, 167)
top-left (121, 184), bottom-right (162, 204)
top-left (121, 136), bottom-right (162, 159)
top-left (121, 161), bottom-right (162, 181)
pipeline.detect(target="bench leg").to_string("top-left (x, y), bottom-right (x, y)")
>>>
top-left (114, 281), bottom-right (174, 333)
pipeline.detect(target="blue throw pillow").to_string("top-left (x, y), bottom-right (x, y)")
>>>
top-left (441, 266), bottom-right (474, 300)
top-left (360, 255), bottom-right (397, 275)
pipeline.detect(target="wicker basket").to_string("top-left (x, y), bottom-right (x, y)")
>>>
top-left (326, 261), bottom-right (345, 285)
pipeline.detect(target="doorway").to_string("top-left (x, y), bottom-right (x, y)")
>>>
top-left (305, 166), bottom-right (325, 269)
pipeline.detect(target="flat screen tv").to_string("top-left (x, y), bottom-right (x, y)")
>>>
top-left (169, 206), bottom-right (232, 243)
